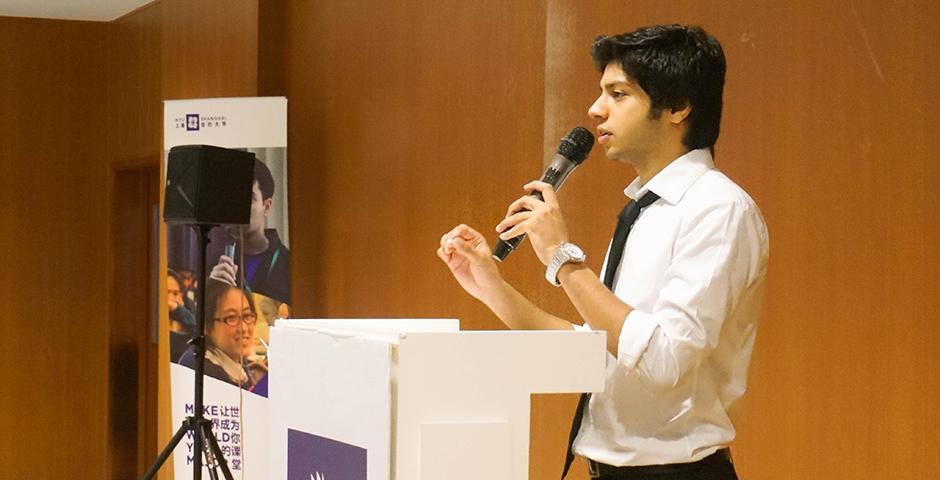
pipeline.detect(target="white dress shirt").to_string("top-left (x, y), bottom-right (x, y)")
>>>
top-left (573, 148), bottom-right (769, 466)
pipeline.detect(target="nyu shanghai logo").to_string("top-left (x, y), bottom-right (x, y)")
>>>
top-left (287, 428), bottom-right (366, 480)
top-left (174, 113), bottom-right (229, 131)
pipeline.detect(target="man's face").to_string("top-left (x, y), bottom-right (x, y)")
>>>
top-left (247, 181), bottom-right (273, 235)
top-left (588, 63), bottom-right (669, 164)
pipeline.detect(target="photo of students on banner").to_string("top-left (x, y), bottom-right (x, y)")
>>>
top-left (166, 148), bottom-right (290, 397)
top-left (177, 279), bottom-right (267, 389)
top-left (207, 156), bottom-right (291, 308)
top-left (167, 269), bottom-right (197, 362)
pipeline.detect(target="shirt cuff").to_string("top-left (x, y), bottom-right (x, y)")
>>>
top-left (572, 322), bottom-right (593, 332)
top-left (617, 309), bottom-right (659, 369)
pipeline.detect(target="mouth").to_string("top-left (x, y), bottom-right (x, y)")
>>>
top-left (597, 128), bottom-right (612, 144)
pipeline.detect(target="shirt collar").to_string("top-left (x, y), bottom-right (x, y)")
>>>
top-left (623, 148), bottom-right (715, 205)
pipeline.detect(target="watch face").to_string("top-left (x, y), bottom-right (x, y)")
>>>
top-left (564, 243), bottom-right (584, 259)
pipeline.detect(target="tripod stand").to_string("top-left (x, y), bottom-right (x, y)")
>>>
top-left (142, 223), bottom-right (234, 480)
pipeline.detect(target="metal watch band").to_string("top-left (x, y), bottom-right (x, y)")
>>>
top-left (545, 242), bottom-right (585, 286)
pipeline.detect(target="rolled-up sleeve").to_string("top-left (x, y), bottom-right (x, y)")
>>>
top-left (615, 200), bottom-right (765, 389)
top-left (617, 309), bottom-right (660, 368)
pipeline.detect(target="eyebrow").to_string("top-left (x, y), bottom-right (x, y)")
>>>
top-left (601, 79), bottom-right (633, 90)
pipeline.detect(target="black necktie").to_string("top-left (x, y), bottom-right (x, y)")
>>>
top-left (602, 191), bottom-right (661, 289)
top-left (560, 190), bottom-right (660, 480)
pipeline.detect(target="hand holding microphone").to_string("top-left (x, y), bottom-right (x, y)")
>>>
top-left (438, 126), bottom-right (594, 305)
top-left (496, 181), bottom-right (571, 266)
top-left (492, 126), bottom-right (595, 262)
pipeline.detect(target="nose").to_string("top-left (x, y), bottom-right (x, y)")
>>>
top-left (588, 95), bottom-right (606, 120)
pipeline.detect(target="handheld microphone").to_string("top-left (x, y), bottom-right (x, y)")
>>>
top-left (492, 126), bottom-right (595, 261)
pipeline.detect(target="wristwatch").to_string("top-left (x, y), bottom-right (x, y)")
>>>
top-left (545, 242), bottom-right (586, 286)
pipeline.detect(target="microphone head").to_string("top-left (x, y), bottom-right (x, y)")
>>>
top-left (557, 126), bottom-right (595, 165)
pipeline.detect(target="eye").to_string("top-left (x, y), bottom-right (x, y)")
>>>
top-left (611, 90), bottom-right (627, 99)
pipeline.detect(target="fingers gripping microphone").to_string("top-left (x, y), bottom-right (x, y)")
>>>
top-left (492, 126), bottom-right (595, 261)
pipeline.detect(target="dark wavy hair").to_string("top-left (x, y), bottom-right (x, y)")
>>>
top-left (254, 158), bottom-right (275, 200)
top-left (591, 25), bottom-right (726, 150)
top-left (167, 269), bottom-right (184, 289)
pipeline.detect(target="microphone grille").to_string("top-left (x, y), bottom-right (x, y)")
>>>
top-left (557, 126), bottom-right (595, 164)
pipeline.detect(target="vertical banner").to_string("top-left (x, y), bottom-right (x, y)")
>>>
top-left (164, 97), bottom-right (288, 478)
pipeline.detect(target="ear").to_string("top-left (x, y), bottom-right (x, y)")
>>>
top-left (263, 197), bottom-right (273, 216)
top-left (669, 103), bottom-right (692, 125)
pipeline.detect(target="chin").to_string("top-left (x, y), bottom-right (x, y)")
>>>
top-left (603, 145), bottom-right (624, 159)
top-left (609, 149), bottom-right (640, 166)
top-left (605, 150), bottom-right (628, 163)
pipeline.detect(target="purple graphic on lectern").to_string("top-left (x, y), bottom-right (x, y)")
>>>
top-left (287, 428), bottom-right (367, 480)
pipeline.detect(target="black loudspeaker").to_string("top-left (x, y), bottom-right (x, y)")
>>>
top-left (164, 145), bottom-right (255, 225)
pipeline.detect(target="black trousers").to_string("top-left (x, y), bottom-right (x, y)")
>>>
top-left (589, 449), bottom-right (738, 480)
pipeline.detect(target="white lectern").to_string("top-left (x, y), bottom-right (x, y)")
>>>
top-left (268, 319), bottom-right (606, 480)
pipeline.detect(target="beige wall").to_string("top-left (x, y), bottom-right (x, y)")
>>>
top-left (1, 0), bottom-right (936, 478)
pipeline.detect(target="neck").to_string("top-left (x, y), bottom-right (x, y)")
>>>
top-left (634, 144), bottom-right (690, 184)
top-left (225, 351), bottom-right (244, 365)
top-left (243, 229), bottom-right (270, 255)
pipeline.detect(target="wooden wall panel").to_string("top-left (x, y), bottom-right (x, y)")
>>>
top-left (0, 16), bottom-right (110, 479)
top-left (544, 1), bottom-right (940, 478)
top-left (106, 4), bottom-right (164, 478)
top-left (1, 1), bottom-right (260, 477)
top-left (269, 0), bottom-right (552, 325)
top-left (108, 167), bottom-right (159, 479)
top-left (108, 2), bottom-right (162, 165)
top-left (160, 0), bottom-right (258, 100)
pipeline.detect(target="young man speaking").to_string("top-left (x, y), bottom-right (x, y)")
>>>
top-left (438, 25), bottom-right (768, 480)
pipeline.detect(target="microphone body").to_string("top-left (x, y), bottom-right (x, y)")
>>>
top-left (492, 126), bottom-right (594, 261)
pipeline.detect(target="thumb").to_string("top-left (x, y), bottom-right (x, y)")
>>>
top-left (449, 236), bottom-right (491, 263)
